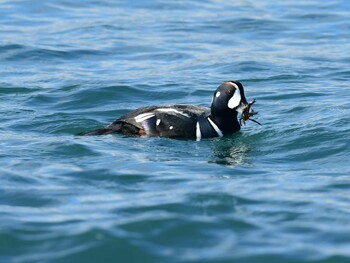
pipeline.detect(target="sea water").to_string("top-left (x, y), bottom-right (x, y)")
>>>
top-left (1, 1), bottom-right (350, 262)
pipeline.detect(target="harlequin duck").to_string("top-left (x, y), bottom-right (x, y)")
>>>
top-left (80, 81), bottom-right (257, 140)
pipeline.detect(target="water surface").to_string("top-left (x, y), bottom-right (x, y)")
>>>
top-left (1, 1), bottom-right (350, 262)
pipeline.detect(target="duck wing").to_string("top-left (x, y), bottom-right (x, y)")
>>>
top-left (81, 105), bottom-right (209, 138)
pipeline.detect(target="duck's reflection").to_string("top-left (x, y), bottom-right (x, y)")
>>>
top-left (209, 135), bottom-right (251, 166)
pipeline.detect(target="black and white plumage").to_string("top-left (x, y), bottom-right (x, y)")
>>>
top-left (80, 81), bottom-right (255, 140)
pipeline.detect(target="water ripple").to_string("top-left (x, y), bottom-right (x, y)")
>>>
top-left (1, 0), bottom-right (350, 262)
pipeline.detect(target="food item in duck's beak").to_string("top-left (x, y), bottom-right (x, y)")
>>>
top-left (239, 99), bottom-right (262, 126)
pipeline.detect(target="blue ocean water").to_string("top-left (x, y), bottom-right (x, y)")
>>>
top-left (1, 0), bottom-right (350, 262)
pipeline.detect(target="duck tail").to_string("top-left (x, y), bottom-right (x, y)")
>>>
top-left (77, 122), bottom-right (123, 135)
top-left (78, 127), bottom-right (116, 136)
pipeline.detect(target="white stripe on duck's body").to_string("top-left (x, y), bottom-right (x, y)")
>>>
top-left (81, 81), bottom-right (255, 140)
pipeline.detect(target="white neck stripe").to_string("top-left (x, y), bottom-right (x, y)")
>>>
top-left (196, 121), bottom-right (201, 141)
top-left (208, 117), bottom-right (223, 137)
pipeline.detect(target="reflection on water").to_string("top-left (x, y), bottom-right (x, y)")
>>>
top-left (210, 135), bottom-right (252, 166)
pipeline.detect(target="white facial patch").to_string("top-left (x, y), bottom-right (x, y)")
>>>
top-left (135, 112), bottom-right (155, 123)
top-left (215, 91), bottom-right (221, 98)
top-left (227, 85), bottom-right (241, 109)
top-left (156, 119), bottom-right (161, 126)
top-left (156, 108), bottom-right (190, 118)
top-left (169, 126), bottom-right (174, 130)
